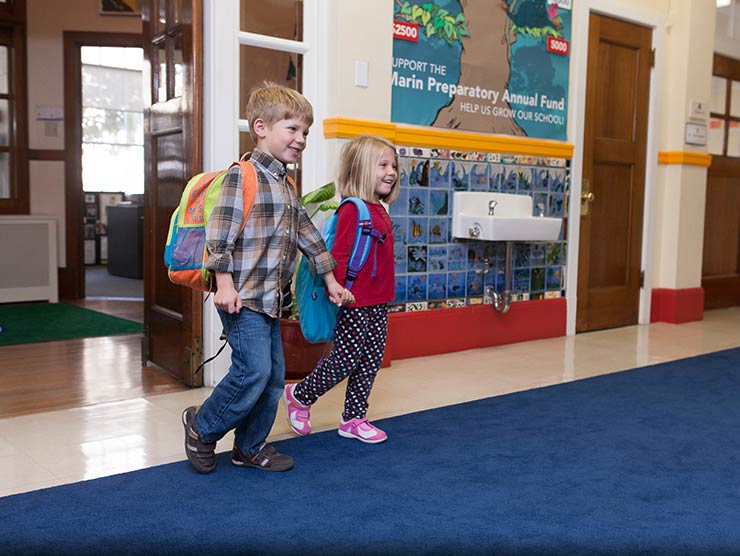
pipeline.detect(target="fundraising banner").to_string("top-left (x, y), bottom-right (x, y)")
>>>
top-left (391, 0), bottom-right (572, 141)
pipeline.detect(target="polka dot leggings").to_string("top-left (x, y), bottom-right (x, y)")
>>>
top-left (294, 304), bottom-right (388, 421)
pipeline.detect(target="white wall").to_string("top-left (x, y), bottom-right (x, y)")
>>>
top-left (715, 2), bottom-right (740, 58)
top-left (26, 0), bottom-right (141, 265)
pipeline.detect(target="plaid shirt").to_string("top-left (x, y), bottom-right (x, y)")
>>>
top-left (205, 150), bottom-right (336, 317)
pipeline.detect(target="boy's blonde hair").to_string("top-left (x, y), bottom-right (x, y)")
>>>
top-left (337, 135), bottom-right (400, 204)
top-left (245, 81), bottom-right (314, 142)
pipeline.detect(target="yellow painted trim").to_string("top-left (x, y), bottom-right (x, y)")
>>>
top-left (323, 117), bottom-right (574, 159)
top-left (657, 151), bottom-right (712, 167)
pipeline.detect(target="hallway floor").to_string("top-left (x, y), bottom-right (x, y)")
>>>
top-left (1, 307), bottom-right (739, 498)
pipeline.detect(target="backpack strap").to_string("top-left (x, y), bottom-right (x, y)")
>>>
top-left (339, 197), bottom-right (386, 290)
top-left (230, 157), bottom-right (297, 238)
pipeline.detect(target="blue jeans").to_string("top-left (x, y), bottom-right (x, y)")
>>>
top-left (194, 307), bottom-right (285, 457)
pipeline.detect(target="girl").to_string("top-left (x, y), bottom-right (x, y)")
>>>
top-left (283, 135), bottom-right (399, 443)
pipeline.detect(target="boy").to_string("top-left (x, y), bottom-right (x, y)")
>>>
top-left (182, 82), bottom-right (351, 474)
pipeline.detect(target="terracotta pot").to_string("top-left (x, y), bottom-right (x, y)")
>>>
top-left (280, 318), bottom-right (331, 381)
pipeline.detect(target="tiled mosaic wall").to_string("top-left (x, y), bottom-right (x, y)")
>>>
top-left (390, 146), bottom-right (569, 313)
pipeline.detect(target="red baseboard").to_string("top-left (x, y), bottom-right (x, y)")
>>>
top-left (650, 288), bottom-right (704, 324)
top-left (387, 298), bottom-right (567, 361)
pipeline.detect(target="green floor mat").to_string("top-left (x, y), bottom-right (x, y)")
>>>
top-left (0, 302), bottom-right (143, 346)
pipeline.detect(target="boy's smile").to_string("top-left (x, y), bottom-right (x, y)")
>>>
top-left (255, 117), bottom-right (310, 165)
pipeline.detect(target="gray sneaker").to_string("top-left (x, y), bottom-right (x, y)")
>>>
top-left (231, 442), bottom-right (294, 472)
top-left (182, 406), bottom-right (217, 474)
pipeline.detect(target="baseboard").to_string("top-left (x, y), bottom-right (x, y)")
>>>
top-left (650, 288), bottom-right (704, 324)
top-left (387, 298), bottom-right (567, 360)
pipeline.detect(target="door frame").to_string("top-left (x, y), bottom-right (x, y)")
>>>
top-left (566, 1), bottom-right (665, 335)
top-left (62, 31), bottom-right (144, 300)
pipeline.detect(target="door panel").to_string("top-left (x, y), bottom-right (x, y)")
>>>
top-left (702, 55), bottom-right (740, 309)
top-left (577, 14), bottom-right (652, 332)
top-left (142, 0), bottom-right (203, 385)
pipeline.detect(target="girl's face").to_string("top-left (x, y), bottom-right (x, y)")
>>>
top-left (374, 147), bottom-right (398, 201)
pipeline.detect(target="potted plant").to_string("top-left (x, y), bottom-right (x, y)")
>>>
top-left (281, 182), bottom-right (339, 380)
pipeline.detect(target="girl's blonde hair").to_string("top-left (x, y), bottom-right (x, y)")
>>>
top-left (245, 81), bottom-right (314, 142)
top-left (337, 135), bottom-right (400, 204)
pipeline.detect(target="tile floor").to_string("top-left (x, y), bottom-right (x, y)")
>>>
top-left (1, 307), bottom-right (739, 498)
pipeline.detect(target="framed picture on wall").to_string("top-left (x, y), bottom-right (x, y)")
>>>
top-left (100, 0), bottom-right (140, 16)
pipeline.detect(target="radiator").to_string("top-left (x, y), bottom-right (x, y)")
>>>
top-left (0, 215), bottom-right (58, 303)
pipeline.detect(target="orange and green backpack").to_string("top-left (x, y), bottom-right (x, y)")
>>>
top-left (164, 157), bottom-right (295, 292)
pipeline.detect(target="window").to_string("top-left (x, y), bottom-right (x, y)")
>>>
top-left (81, 46), bottom-right (144, 195)
top-left (238, 1), bottom-right (304, 182)
top-left (709, 56), bottom-right (740, 158)
top-left (0, 17), bottom-right (27, 214)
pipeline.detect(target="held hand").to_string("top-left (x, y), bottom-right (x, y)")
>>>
top-left (323, 273), bottom-right (354, 307)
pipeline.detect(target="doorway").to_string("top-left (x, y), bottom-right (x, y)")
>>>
top-left (63, 33), bottom-right (144, 322)
top-left (575, 13), bottom-right (653, 332)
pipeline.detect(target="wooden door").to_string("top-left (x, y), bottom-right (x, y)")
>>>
top-left (142, 0), bottom-right (203, 385)
top-left (576, 14), bottom-right (652, 332)
top-left (702, 54), bottom-right (740, 309)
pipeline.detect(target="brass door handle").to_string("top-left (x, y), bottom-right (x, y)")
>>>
top-left (581, 179), bottom-right (594, 216)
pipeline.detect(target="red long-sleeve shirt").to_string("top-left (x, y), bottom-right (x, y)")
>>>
top-left (331, 201), bottom-right (395, 308)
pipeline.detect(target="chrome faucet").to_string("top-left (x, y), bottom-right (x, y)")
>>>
top-left (488, 200), bottom-right (498, 216)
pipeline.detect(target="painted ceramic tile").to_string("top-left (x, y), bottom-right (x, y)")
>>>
top-left (430, 148), bottom-right (450, 159)
top-left (392, 216), bottom-right (407, 245)
top-left (411, 147), bottom-right (427, 157)
top-left (532, 167), bottom-right (549, 191)
top-left (549, 193), bottom-right (565, 217)
top-left (451, 161), bottom-right (473, 191)
top-left (547, 242), bottom-right (563, 265)
top-left (408, 188), bottom-right (428, 215)
top-left (398, 147), bottom-right (409, 157)
top-left (531, 242), bottom-right (546, 265)
top-left (545, 290), bottom-right (562, 299)
top-left (446, 298), bottom-right (465, 308)
top-left (469, 163), bottom-right (490, 191)
top-left (514, 243), bottom-right (531, 268)
top-left (429, 190), bottom-right (449, 215)
top-left (407, 274), bottom-right (427, 301)
top-left (388, 303), bottom-right (406, 313)
top-left (513, 268), bottom-right (531, 292)
top-left (494, 241), bottom-right (507, 265)
top-left (501, 155), bottom-right (517, 164)
top-left (428, 245), bottom-right (447, 271)
top-left (428, 217), bottom-right (448, 244)
top-left (546, 267), bottom-right (563, 290)
top-left (467, 270), bottom-right (484, 296)
top-left (427, 301), bottom-right (447, 309)
top-left (429, 159), bottom-right (451, 188)
top-left (501, 166), bottom-right (519, 192)
top-left (447, 242), bottom-right (467, 271)
top-left (408, 158), bottom-right (430, 187)
top-left (407, 245), bottom-right (427, 272)
top-left (428, 273), bottom-right (447, 300)
top-left (394, 275), bottom-right (407, 303)
top-left (533, 192), bottom-right (548, 217)
top-left (390, 188), bottom-right (409, 216)
top-left (469, 297), bottom-right (483, 305)
top-left (467, 243), bottom-right (485, 270)
top-left (394, 242), bottom-right (407, 273)
top-left (486, 153), bottom-right (501, 163)
top-left (406, 301), bottom-right (428, 312)
top-left (399, 158), bottom-right (413, 187)
top-left (489, 164), bottom-right (505, 191)
top-left (549, 168), bottom-right (566, 192)
top-left (447, 272), bottom-right (466, 298)
top-left (517, 167), bottom-right (532, 192)
top-left (530, 267), bottom-right (545, 292)
top-left (407, 217), bottom-right (428, 245)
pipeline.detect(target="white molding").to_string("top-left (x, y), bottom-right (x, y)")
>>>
top-left (202, 0), bottom-right (239, 386)
top-left (238, 31), bottom-right (309, 54)
top-left (566, 0), bottom-right (664, 335)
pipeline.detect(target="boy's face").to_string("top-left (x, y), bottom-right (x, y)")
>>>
top-left (253, 117), bottom-right (310, 165)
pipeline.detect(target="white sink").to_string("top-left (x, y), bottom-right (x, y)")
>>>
top-left (451, 192), bottom-right (562, 242)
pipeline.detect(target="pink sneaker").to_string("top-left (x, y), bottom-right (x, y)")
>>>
top-left (337, 417), bottom-right (387, 444)
top-left (283, 383), bottom-right (311, 436)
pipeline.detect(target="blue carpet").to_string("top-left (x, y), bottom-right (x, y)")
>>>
top-left (3, 348), bottom-right (740, 555)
